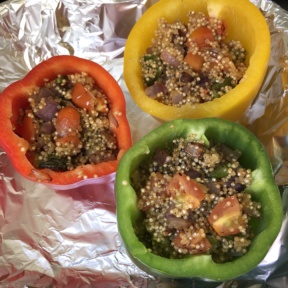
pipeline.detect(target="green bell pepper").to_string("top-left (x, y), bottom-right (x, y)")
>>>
top-left (115, 118), bottom-right (282, 281)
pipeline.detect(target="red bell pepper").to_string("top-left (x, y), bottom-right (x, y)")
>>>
top-left (0, 55), bottom-right (132, 186)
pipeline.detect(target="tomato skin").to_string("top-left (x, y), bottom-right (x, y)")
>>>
top-left (55, 106), bottom-right (81, 137)
top-left (55, 134), bottom-right (81, 147)
top-left (72, 82), bottom-right (93, 112)
top-left (184, 53), bottom-right (204, 72)
top-left (167, 173), bottom-right (207, 208)
top-left (186, 26), bottom-right (214, 48)
top-left (55, 106), bottom-right (82, 150)
top-left (173, 228), bottom-right (212, 254)
top-left (72, 82), bottom-right (108, 113)
top-left (208, 196), bottom-right (246, 236)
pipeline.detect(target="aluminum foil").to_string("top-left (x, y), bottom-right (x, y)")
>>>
top-left (0, 0), bottom-right (287, 287)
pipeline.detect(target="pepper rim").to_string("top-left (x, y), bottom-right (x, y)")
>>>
top-left (124, 0), bottom-right (271, 122)
top-left (115, 118), bottom-right (283, 280)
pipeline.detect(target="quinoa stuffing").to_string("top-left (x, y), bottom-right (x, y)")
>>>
top-left (131, 135), bottom-right (261, 263)
top-left (140, 11), bottom-right (247, 105)
top-left (19, 72), bottom-right (119, 172)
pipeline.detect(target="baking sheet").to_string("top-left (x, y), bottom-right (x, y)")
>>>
top-left (0, 0), bottom-right (287, 287)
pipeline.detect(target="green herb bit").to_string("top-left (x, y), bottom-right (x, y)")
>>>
top-left (141, 54), bottom-right (163, 86)
top-left (38, 155), bottom-right (67, 171)
top-left (212, 77), bottom-right (235, 98)
top-left (209, 164), bottom-right (229, 178)
top-left (231, 48), bottom-right (247, 63)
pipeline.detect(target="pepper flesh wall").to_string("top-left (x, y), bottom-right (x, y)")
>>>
top-left (115, 118), bottom-right (282, 281)
top-left (0, 55), bottom-right (132, 186)
top-left (124, 0), bottom-right (270, 121)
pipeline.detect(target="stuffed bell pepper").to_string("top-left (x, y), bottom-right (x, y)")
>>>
top-left (124, 0), bottom-right (270, 121)
top-left (0, 55), bottom-right (132, 187)
top-left (115, 118), bottom-right (282, 281)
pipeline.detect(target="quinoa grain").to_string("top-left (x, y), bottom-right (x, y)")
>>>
top-left (141, 12), bottom-right (247, 105)
top-left (133, 136), bottom-right (261, 263)
top-left (20, 73), bottom-right (119, 171)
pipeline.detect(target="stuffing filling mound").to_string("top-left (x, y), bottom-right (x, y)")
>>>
top-left (132, 136), bottom-right (261, 263)
top-left (19, 73), bottom-right (119, 171)
top-left (141, 11), bottom-right (247, 105)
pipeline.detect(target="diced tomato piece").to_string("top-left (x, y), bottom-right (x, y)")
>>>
top-left (184, 53), bottom-right (204, 72)
top-left (72, 83), bottom-right (94, 112)
top-left (72, 82), bottom-right (108, 113)
top-left (208, 196), bottom-right (246, 236)
top-left (55, 133), bottom-right (81, 147)
top-left (186, 26), bottom-right (214, 48)
top-left (55, 106), bottom-right (81, 137)
top-left (173, 228), bottom-right (212, 254)
top-left (21, 110), bottom-right (36, 142)
top-left (167, 173), bottom-right (207, 208)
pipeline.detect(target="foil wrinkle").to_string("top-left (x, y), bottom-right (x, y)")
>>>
top-left (0, 0), bottom-right (287, 287)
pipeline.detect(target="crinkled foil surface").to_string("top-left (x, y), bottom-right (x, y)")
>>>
top-left (0, 0), bottom-right (287, 287)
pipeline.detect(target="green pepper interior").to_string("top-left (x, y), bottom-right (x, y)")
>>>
top-left (116, 118), bottom-right (282, 280)
top-left (131, 131), bottom-right (263, 262)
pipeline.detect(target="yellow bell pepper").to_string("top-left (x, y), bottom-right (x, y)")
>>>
top-left (124, 0), bottom-right (270, 121)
